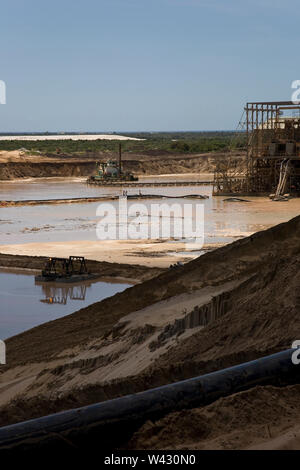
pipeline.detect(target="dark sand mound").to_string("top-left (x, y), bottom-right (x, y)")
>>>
top-left (147, 254), bottom-right (300, 374)
top-left (124, 384), bottom-right (300, 450)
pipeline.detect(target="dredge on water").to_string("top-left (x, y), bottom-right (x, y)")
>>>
top-left (86, 143), bottom-right (212, 187)
top-left (35, 256), bottom-right (100, 283)
top-left (87, 143), bottom-right (138, 184)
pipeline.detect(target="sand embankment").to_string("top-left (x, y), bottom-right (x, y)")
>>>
top-left (124, 384), bottom-right (300, 450)
top-left (0, 150), bottom-right (246, 180)
top-left (0, 253), bottom-right (163, 283)
top-left (1, 215), bottom-right (300, 448)
top-left (0, 151), bottom-right (97, 179)
top-left (0, 239), bottom-right (208, 268)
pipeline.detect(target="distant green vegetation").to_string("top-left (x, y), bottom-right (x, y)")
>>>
top-left (0, 131), bottom-right (246, 155)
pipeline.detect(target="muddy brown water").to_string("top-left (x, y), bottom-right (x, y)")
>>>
top-left (0, 177), bottom-right (300, 246)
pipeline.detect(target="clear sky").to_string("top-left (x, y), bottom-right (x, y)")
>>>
top-left (0, 0), bottom-right (299, 132)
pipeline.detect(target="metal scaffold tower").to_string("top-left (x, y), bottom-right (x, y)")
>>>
top-left (214, 100), bottom-right (300, 196)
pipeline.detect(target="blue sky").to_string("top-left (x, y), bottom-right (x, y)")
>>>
top-left (0, 0), bottom-right (299, 132)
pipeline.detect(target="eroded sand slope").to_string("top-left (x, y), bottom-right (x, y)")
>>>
top-left (1, 215), bottom-right (300, 449)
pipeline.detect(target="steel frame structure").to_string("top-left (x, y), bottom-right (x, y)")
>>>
top-left (245, 101), bottom-right (300, 193)
top-left (214, 100), bottom-right (300, 195)
top-left (41, 256), bottom-right (88, 279)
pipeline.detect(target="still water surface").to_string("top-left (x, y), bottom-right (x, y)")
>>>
top-left (0, 270), bottom-right (131, 339)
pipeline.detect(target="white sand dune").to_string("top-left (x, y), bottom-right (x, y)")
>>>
top-left (0, 134), bottom-right (144, 141)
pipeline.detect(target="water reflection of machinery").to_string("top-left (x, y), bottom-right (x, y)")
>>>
top-left (39, 283), bottom-right (89, 305)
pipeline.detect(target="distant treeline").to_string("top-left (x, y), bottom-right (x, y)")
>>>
top-left (0, 131), bottom-right (246, 155)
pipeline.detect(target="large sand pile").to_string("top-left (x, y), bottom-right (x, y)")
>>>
top-left (1, 214), bottom-right (300, 448)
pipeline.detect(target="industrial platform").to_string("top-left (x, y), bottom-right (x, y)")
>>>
top-left (34, 256), bottom-right (99, 283)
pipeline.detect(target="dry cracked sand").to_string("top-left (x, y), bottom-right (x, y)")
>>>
top-left (1, 214), bottom-right (300, 449)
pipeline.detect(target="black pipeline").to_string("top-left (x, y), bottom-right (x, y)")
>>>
top-left (0, 348), bottom-right (299, 455)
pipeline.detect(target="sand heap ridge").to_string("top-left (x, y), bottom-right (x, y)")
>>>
top-left (1, 215), bottom-right (300, 449)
